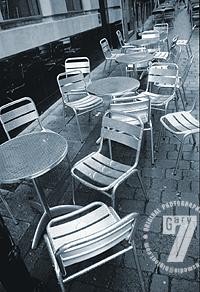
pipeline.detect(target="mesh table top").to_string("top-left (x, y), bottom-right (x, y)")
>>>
top-left (87, 76), bottom-right (140, 97)
top-left (116, 52), bottom-right (154, 65)
top-left (0, 131), bottom-right (68, 183)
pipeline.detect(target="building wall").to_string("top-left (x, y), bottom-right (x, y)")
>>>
top-left (39, 0), bottom-right (67, 16)
top-left (0, 13), bottom-right (101, 59)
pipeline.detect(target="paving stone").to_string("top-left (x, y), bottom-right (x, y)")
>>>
top-left (150, 274), bottom-right (169, 292)
top-left (151, 179), bottom-right (177, 192)
top-left (142, 167), bottom-right (165, 178)
top-left (118, 199), bottom-right (146, 214)
top-left (171, 278), bottom-right (199, 292)
top-left (124, 248), bottom-right (157, 273)
top-left (160, 254), bottom-right (197, 281)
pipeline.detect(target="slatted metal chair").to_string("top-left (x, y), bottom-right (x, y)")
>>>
top-left (110, 93), bottom-right (154, 164)
top-left (71, 112), bottom-right (148, 208)
top-left (123, 47), bottom-right (150, 79)
top-left (141, 29), bottom-right (160, 53)
top-left (116, 30), bottom-right (135, 53)
top-left (153, 23), bottom-right (169, 51)
top-left (160, 96), bottom-right (199, 174)
top-left (65, 57), bottom-right (91, 85)
top-left (44, 201), bottom-right (146, 292)
top-left (176, 25), bottom-right (196, 58)
top-left (100, 38), bottom-right (122, 73)
top-left (137, 62), bottom-right (182, 115)
top-left (0, 97), bottom-right (45, 224)
top-left (153, 36), bottom-right (181, 64)
top-left (57, 71), bottom-right (103, 142)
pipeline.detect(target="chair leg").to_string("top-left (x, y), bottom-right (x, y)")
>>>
top-left (181, 85), bottom-right (188, 105)
top-left (108, 60), bottom-right (112, 74)
top-left (136, 170), bottom-right (148, 201)
top-left (131, 241), bottom-right (146, 292)
top-left (174, 141), bottom-right (183, 175)
top-left (71, 176), bottom-right (76, 205)
top-left (149, 125), bottom-right (155, 164)
top-left (0, 192), bottom-right (18, 225)
top-left (75, 112), bottom-right (83, 143)
top-left (103, 60), bottom-right (108, 73)
top-left (178, 88), bottom-right (186, 110)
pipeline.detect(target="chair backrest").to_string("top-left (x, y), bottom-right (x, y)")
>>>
top-left (154, 23), bottom-right (169, 35)
top-left (141, 29), bottom-right (160, 39)
top-left (100, 38), bottom-right (112, 59)
top-left (147, 62), bottom-right (178, 90)
top-left (57, 71), bottom-right (86, 103)
top-left (100, 112), bottom-right (144, 166)
top-left (65, 57), bottom-right (90, 79)
top-left (46, 201), bottom-right (138, 268)
top-left (0, 97), bottom-right (43, 140)
top-left (169, 36), bottom-right (181, 64)
top-left (124, 46), bottom-right (147, 54)
top-left (116, 30), bottom-right (125, 47)
top-left (110, 92), bottom-right (151, 124)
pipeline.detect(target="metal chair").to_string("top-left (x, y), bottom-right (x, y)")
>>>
top-left (0, 97), bottom-right (46, 224)
top-left (110, 92), bottom-right (155, 164)
top-left (71, 112), bottom-right (148, 209)
top-left (160, 95), bottom-right (199, 174)
top-left (65, 57), bottom-right (91, 85)
top-left (176, 25), bottom-right (196, 58)
top-left (57, 71), bottom-right (103, 142)
top-left (141, 30), bottom-right (160, 53)
top-left (137, 62), bottom-right (182, 115)
top-left (153, 36), bottom-right (181, 64)
top-left (116, 30), bottom-right (135, 52)
top-left (153, 23), bottom-right (169, 51)
top-left (100, 38), bottom-right (122, 73)
top-left (124, 47), bottom-right (150, 79)
top-left (44, 201), bottom-right (146, 292)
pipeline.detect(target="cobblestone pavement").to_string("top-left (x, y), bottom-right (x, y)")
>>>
top-left (0, 6), bottom-right (199, 292)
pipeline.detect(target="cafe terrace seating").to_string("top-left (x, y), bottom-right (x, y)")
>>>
top-left (71, 113), bottom-right (148, 209)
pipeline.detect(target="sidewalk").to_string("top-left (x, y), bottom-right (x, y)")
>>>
top-left (0, 7), bottom-right (199, 292)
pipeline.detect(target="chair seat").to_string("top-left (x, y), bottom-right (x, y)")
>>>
top-left (138, 91), bottom-right (172, 106)
top-left (46, 202), bottom-right (136, 267)
top-left (66, 95), bottom-right (103, 112)
top-left (72, 152), bottom-right (131, 188)
top-left (153, 51), bottom-right (169, 60)
top-left (161, 111), bottom-right (200, 134)
top-left (177, 39), bottom-right (187, 45)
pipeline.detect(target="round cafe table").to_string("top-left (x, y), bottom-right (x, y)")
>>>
top-left (0, 131), bottom-right (81, 249)
top-left (116, 52), bottom-right (154, 79)
top-left (130, 38), bottom-right (160, 47)
top-left (87, 76), bottom-right (140, 98)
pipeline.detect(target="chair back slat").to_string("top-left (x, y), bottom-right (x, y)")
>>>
top-left (141, 30), bottom-right (160, 39)
top-left (0, 97), bottom-right (42, 139)
top-left (101, 116), bottom-right (142, 150)
top-left (110, 97), bottom-right (150, 124)
top-left (148, 74), bottom-right (177, 86)
top-left (65, 57), bottom-right (90, 75)
top-left (116, 30), bottom-right (125, 47)
top-left (3, 112), bottom-right (39, 133)
top-left (57, 71), bottom-right (86, 95)
top-left (100, 38), bottom-right (112, 58)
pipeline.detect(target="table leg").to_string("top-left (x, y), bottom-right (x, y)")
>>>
top-left (32, 205), bottom-right (82, 249)
top-left (32, 178), bottom-right (51, 218)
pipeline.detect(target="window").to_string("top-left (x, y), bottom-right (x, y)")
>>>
top-left (0, 0), bottom-right (40, 20)
top-left (65, 0), bottom-right (82, 11)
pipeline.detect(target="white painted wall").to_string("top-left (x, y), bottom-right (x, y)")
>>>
top-left (0, 13), bottom-right (101, 59)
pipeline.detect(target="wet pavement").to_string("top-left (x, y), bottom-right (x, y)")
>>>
top-left (0, 6), bottom-right (199, 292)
